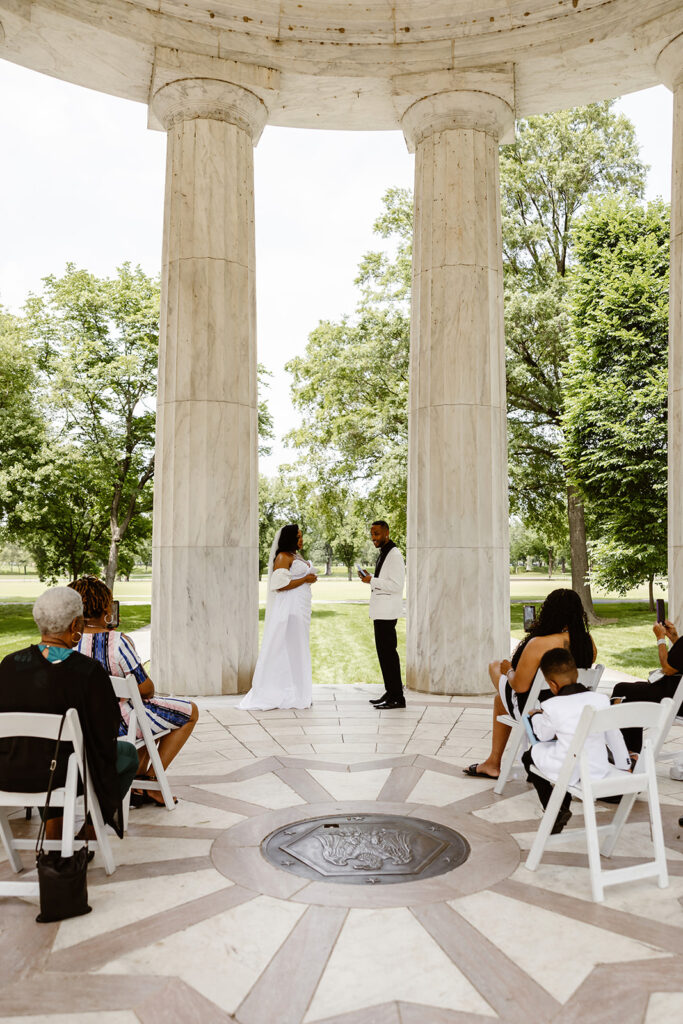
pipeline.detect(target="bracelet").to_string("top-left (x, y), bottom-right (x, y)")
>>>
top-left (657, 638), bottom-right (668, 646)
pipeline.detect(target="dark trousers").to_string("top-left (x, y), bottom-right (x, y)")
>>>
top-left (373, 618), bottom-right (403, 700)
top-left (611, 678), bottom-right (683, 754)
top-left (521, 749), bottom-right (571, 818)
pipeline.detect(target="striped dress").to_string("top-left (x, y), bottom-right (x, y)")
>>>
top-left (77, 631), bottom-right (193, 740)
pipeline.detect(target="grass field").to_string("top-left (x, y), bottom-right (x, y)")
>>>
top-left (0, 597), bottom-right (659, 682)
top-left (0, 604), bottom-right (153, 661)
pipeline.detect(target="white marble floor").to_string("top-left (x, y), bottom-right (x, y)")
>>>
top-left (1, 682), bottom-right (682, 1024)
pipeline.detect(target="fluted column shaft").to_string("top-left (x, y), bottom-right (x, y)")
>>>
top-left (150, 80), bottom-right (266, 695)
top-left (402, 90), bottom-right (512, 695)
top-left (658, 38), bottom-right (683, 630)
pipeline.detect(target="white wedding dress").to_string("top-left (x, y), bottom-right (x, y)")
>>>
top-left (239, 552), bottom-right (314, 711)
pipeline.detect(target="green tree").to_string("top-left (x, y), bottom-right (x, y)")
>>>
top-left (562, 195), bottom-right (669, 608)
top-left (0, 308), bottom-right (46, 518)
top-left (15, 263), bottom-right (159, 588)
top-left (502, 102), bottom-right (646, 619)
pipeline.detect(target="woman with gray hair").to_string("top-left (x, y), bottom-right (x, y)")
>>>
top-left (0, 586), bottom-right (137, 841)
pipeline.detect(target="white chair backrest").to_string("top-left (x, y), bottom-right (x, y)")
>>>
top-left (578, 664), bottom-right (604, 691)
top-left (652, 677), bottom-right (683, 757)
top-left (0, 708), bottom-right (83, 753)
top-left (109, 675), bottom-right (132, 700)
top-left (570, 698), bottom-right (673, 758)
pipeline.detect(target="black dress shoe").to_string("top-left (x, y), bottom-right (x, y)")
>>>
top-left (369, 693), bottom-right (389, 705)
top-left (374, 699), bottom-right (406, 709)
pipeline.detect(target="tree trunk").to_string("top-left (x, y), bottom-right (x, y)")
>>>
top-left (105, 532), bottom-right (119, 592)
top-left (566, 483), bottom-right (600, 623)
top-left (326, 554), bottom-right (332, 575)
top-left (648, 574), bottom-right (655, 612)
top-left (547, 546), bottom-right (554, 579)
top-left (347, 564), bottom-right (353, 580)
top-left (560, 557), bottom-right (566, 573)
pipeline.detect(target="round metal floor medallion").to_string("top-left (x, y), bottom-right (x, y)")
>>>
top-left (261, 813), bottom-right (470, 885)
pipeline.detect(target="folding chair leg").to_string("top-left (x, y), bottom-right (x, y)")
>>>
top-left (0, 808), bottom-right (24, 873)
top-left (494, 725), bottom-right (524, 796)
top-left (85, 777), bottom-right (115, 875)
top-left (525, 782), bottom-right (571, 872)
top-left (146, 741), bottom-right (175, 810)
top-left (581, 787), bottom-right (604, 902)
top-left (646, 763), bottom-right (669, 889)
top-left (600, 793), bottom-right (637, 858)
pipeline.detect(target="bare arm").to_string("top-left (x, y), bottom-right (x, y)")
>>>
top-left (507, 637), bottom-right (550, 693)
top-left (273, 553), bottom-right (317, 592)
top-left (654, 622), bottom-right (679, 674)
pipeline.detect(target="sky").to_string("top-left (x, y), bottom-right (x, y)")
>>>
top-left (0, 59), bottom-right (673, 473)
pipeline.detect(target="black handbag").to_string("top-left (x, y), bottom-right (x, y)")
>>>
top-left (35, 712), bottom-right (92, 923)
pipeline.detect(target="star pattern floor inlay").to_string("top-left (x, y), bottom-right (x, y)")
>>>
top-left (1, 682), bottom-right (682, 1024)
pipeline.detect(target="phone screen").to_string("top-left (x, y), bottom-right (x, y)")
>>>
top-left (656, 599), bottom-right (666, 624)
top-left (523, 604), bottom-right (536, 632)
top-left (109, 600), bottom-right (120, 630)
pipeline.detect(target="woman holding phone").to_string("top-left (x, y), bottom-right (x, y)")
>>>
top-left (69, 576), bottom-right (198, 805)
top-left (239, 523), bottom-right (317, 711)
top-left (464, 588), bottom-right (596, 780)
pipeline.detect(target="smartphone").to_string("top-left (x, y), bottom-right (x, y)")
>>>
top-left (523, 604), bottom-right (536, 631)
top-left (108, 599), bottom-right (120, 630)
top-left (656, 599), bottom-right (666, 624)
top-left (356, 563), bottom-right (370, 578)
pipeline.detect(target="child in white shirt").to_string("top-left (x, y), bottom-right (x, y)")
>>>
top-left (521, 647), bottom-right (631, 833)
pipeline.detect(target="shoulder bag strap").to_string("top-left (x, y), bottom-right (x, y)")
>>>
top-left (35, 711), bottom-right (67, 856)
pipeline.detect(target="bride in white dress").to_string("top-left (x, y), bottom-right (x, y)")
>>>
top-left (239, 523), bottom-right (317, 711)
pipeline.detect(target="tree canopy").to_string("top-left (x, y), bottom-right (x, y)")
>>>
top-left (562, 195), bottom-right (669, 604)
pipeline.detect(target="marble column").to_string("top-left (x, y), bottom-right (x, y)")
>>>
top-left (150, 79), bottom-right (266, 695)
top-left (658, 36), bottom-right (683, 631)
top-left (401, 90), bottom-right (513, 695)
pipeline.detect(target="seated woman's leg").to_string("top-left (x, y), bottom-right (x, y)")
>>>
top-left (116, 740), bottom-right (139, 798)
top-left (468, 692), bottom-right (511, 778)
top-left (135, 703), bottom-right (199, 805)
top-left (156, 702), bottom-right (199, 770)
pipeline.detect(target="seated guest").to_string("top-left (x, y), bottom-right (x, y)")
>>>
top-left (521, 648), bottom-right (632, 833)
top-left (0, 587), bottom-right (138, 840)
top-left (611, 619), bottom-right (683, 754)
top-left (69, 576), bottom-right (198, 806)
top-left (464, 588), bottom-right (597, 780)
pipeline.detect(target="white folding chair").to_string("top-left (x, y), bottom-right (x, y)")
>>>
top-left (648, 677), bottom-right (683, 780)
top-left (494, 665), bottom-right (605, 795)
top-left (0, 709), bottom-right (115, 898)
top-left (110, 675), bottom-right (175, 811)
top-left (525, 698), bottom-right (672, 902)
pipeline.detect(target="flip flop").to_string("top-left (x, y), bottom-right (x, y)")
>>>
top-left (463, 764), bottom-right (499, 780)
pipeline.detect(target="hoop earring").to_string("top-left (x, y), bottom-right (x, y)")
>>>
top-left (104, 613), bottom-right (114, 625)
top-left (72, 631), bottom-right (82, 644)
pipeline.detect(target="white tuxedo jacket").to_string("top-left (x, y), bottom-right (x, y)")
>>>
top-left (530, 689), bottom-right (630, 786)
top-left (369, 546), bottom-right (405, 621)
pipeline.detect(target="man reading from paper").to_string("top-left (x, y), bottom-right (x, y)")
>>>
top-left (358, 520), bottom-right (406, 709)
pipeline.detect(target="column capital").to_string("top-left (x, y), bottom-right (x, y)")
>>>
top-left (401, 90), bottom-right (514, 152)
top-left (657, 33), bottom-right (683, 91)
top-left (394, 65), bottom-right (515, 152)
top-left (150, 78), bottom-right (268, 142)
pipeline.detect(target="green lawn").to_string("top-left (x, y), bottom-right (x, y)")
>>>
top-left (0, 604), bottom-right (152, 661)
top-left (0, 593), bottom-right (660, 682)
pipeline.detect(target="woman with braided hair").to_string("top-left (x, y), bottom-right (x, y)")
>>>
top-left (69, 576), bottom-right (198, 806)
top-left (463, 588), bottom-right (597, 781)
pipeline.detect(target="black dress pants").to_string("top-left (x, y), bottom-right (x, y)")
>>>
top-left (521, 749), bottom-right (571, 818)
top-left (611, 677), bottom-right (683, 753)
top-left (373, 619), bottom-right (403, 701)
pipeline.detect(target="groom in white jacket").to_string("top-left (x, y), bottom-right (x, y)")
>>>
top-left (359, 520), bottom-right (406, 709)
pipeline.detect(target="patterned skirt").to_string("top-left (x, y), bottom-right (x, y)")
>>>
top-left (118, 696), bottom-right (194, 740)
